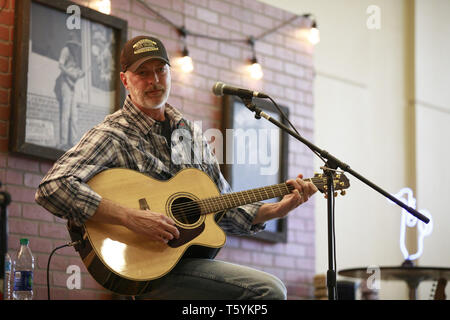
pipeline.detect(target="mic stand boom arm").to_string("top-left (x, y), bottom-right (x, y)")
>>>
top-left (241, 97), bottom-right (429, 300)
top-left (241, 98), bottom-right (429, 223)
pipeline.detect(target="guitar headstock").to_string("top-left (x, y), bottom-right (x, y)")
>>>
top-left (312, 172), bottom-right (350, 197)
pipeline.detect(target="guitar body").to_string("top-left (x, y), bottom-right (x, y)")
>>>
top-left (68, 168), bottom-right (226, 296)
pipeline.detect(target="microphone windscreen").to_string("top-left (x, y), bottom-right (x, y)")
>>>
top-left (212, 82), bottom-right (225, 96)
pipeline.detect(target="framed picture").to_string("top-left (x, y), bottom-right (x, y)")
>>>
top-left (222, 96), bottom-right (290, 243)
top-left (11, 0), bottom-right (127, 160)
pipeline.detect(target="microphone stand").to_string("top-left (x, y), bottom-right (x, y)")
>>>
top-left (240, 97), bottom-right (429, 300)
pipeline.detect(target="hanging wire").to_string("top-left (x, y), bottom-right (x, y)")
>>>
top-left (247, 36), bottom-right (257, 59)
top-left (268, 96), bottom-right (326, 164)
top-left (253, 15), bottom-right (300, 41)
top-left (135, 0), bottom-right (179, 29)
top-left (134, 0), bottom-right (307, 46)
top-left (177, 26), bottom-right (189, 53)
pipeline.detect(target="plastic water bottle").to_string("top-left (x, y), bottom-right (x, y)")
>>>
top-left (4, 252), bottom-right (12, 300)
top-left (12, 239), bottom-right (34, 300)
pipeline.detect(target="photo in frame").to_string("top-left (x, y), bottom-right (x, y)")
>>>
top-left (222, 96), bottom-right (289, 243)
top-left (11, 0), bottom-right (127, 160)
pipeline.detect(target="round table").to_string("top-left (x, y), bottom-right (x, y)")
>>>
top-left (338, 265), bottom-right (450, 300)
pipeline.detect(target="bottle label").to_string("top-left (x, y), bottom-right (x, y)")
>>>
top-left (13, 271), bottom-right (33, 291)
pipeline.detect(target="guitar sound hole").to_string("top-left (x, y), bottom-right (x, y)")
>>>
top-left (171, 197), bottom-right (200, 225)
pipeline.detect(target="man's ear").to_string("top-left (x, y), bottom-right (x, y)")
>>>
top-left (120, 72), bottom-right (128, 90)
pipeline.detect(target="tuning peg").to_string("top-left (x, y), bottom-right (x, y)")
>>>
top-left (324, 194), bottom-right (328, 199)
top-left (334, 192), bottom-right (338, 197)
top-left (340, 190), bottom-right (346, 196)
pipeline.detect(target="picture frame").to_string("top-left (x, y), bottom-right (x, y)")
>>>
top-left (10, 0), bottom-right (128, 160)
top-left (221, 95), bottom-right (290, 243)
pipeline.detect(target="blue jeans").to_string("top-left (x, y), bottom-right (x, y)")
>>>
top-left (139, 258), bottom-right (287, 300)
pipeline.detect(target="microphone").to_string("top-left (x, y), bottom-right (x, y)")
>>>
top-left (212, 82), bottom-right (269, 99)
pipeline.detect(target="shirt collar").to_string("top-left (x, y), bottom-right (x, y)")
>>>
top-left (122, 95), bottom-right (184, 134)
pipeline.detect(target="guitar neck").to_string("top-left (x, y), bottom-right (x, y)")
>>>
top-left (199, 177), bottom-right (321, 213)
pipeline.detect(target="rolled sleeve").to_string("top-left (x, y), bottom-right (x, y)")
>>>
top-left (35, 128), bottom-right (117, 225)
top-left (35, 176), bottom-right (102, 226)
top-left (218, 202), bottom-right (266, 236)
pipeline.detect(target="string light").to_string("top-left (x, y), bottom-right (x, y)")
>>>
top-left (90, 0), bottom-right (111, 15)
top-left (247, 37), bottom-right (263, 80)
top-left (301, 14), bottom-right (320, 45)
top-left (248, 58), bottom-right (263, 80)
top-left (134, 0), bottom-right (319, 80)
top-left (177, 26), bottom-right (194, 73)
top-left (179, 48), bottom-right (194, 73)
top-left (308, 20), bottom-right (320, 45)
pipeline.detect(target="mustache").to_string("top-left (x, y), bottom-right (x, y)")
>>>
top-left (145, 85), bottom-right (165, 92)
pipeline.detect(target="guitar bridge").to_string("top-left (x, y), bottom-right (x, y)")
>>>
top-left (139, 198), bottom-right (150, 210)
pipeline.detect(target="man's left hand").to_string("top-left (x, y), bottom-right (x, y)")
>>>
top-left (253, 173), bottom-right (318, 224)
top-left (278, 174), bottom-right (317, 218)
top-left (275, 173), bottom-right (318, 218)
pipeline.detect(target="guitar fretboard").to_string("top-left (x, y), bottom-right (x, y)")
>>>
top-left (197, 177), bottom-right (323, 214)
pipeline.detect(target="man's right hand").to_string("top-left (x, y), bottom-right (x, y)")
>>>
top-left (124, 208), bottom-right (180, 244)
top-left (91, 198), bottom-right (180, 244)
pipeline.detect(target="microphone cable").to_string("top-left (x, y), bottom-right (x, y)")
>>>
top-left (46, 241), bottom-right (81, 300)
top-left (266, 95), bottom-right (326, 164)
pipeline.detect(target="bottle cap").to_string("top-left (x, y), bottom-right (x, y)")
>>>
top-left (20, 238), bottom-right (29, 245)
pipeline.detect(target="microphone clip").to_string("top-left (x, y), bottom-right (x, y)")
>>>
top-left (241, 97), bottom-right (262, 119)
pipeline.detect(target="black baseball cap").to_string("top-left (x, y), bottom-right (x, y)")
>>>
top-left (120, 35), bottom-right (170, 72)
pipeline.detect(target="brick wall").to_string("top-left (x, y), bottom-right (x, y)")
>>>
top-left (2, 0), bottom-right (315, 300)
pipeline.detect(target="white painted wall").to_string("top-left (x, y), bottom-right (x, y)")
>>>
top-left (259, 0), bottom-right (450, 299)
top-left (414, 0), bottom-right (450, 300)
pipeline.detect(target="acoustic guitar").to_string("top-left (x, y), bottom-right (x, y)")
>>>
top-left (68, 167), bottom-right (350, 295)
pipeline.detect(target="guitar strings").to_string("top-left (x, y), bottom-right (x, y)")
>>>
top-left (170, 194), bottom-right (285, 213)
top-left (170, 183), bottom-right (292, 208)
top-left (168, 178), bottom-right (325, 216)
top-left (169, 184), bottom-right (294, 220)
top-left (168, 178), bottom-right (330, 220)
top-left (169, 177), bottom-right (326, 214)
top-left (169, 177), bottom-right (347, 221)
top-left (169, 182), bottom-right (293, 212)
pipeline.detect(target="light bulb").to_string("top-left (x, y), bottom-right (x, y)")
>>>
top-left (179, 55), bottom-right (194, 73)
top-left (308, 21), bottom-right (320, 45)
top-left (91, 0), bottom-right (111, 15)
top-left (248, 60), bottom-right (263, 80)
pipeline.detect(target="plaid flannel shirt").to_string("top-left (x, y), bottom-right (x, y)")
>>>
top-left (35, 96), bottom-right (265, 236)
